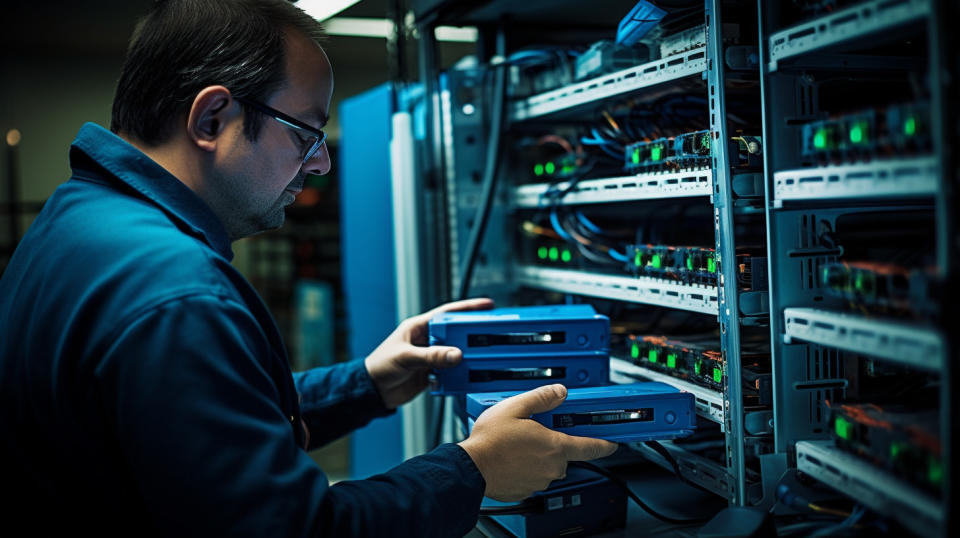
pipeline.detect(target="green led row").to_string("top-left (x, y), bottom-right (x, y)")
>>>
top-left (834, 416), bottom-right (943, 487)
top-left (631, 343), bottom-right (722, 384)
top-left (812, 115), bottom-right (918, 150)
top-left (634, 251), bottom-right (716, 272)
top-left (533, 161), bottom-right (577, 177)
top-left (537, 246), bottom-right (572, 263)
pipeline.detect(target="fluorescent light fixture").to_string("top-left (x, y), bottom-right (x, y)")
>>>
top-left (324, 17), bottom-right (395, 39)
top-left (434, 25), bottom-right (478, 42)
top-left (323, 17), bottom-right (477, 42)
top-left (296, 0), bottom-right (362, 22)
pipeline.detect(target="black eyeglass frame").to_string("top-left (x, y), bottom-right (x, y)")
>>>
top-left (235, 96), bottom-right (327, 166)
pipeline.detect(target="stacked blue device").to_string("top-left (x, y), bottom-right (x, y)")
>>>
top-left (466, 382), bottom-right (696, 444)
top-left (429, 304), bottom-right (610, 395)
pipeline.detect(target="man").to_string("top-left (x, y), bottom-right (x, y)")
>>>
top-left (0, 0), bottom-right (617, 536)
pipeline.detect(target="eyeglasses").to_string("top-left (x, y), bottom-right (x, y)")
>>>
top-left (235, 96), bottom-right (327, 166)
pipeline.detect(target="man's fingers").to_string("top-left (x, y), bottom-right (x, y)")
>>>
top-left (489, 384), bottom-right (568, 419)
top-left (560, 435), bottom-right (619, 462)
top-left (396, 345), bottom-right (462, 369)
top-left (425, 297), bottom-right (494, 318)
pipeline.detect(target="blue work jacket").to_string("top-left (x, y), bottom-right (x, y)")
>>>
top-left (0, 123), bottom-right (484, 536)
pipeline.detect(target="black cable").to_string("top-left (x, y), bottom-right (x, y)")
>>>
top-left (569, 461), bottom-right (711, 525)
top-left (457, 28), bottom-right (507, 302)
top-left (642, 440), bottom-right (716, 496)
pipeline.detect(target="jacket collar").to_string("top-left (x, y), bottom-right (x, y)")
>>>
top-left (69, 122), bottom-right (234, 261)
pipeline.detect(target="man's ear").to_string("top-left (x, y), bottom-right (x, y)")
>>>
top-left (186, 85), bottom-right (235, 153)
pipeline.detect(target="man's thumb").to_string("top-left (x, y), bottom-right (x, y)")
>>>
top-left (496, 384), bottom-right (568, 418)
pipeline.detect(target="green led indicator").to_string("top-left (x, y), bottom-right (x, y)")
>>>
top-left (561, 164), bottom-right (575, 174)
top-left (545, 161), bottom-right (556, 175)
top-left (854, 274), bottom-right (865, 291)
top-left (651, 146), bottom-right (663, 161)
top-left (694, 360), bottom-right (701, 375)
top-left (630, 342), bottom-right (640, 359)
top-left (813, 129), bottom-right (827, 149)
top-left (634, 250), bottom-right (642, 267)
top-left (686, 256), bottom-right (694, 271)
top-left (666, 353), bottom-right (677, 368)
top-left (651, 254), bottom-right (662, 269)
top-left (707, 257), bottom-right (716, 273)
top-left (890, 442), bottom-right (904, 459)
top-left (561, 249), bottom-right (572, 263)
top-left (648, 350), bottom-right (658, 363)
top-left (632, 149), bottom-right (640, 164)
top-left (834, 416), bottom-right (854, 440)
top-left (534, 163), bottom-right (544, 176)
top-left (905, 117), bottom-right (917, 137)
top-left (537, 246), bottom-right (548, 260)
top-left (548, 246), bottom-right (559, 261)
top-left (849, 123), bottom-right (865, 144)
top-left (713, 367), bottom-right (722, 383)
top-left (929, 458), bottom-right (944, 486)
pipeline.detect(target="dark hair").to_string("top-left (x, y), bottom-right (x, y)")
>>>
top-left (110, 0), bottom-right (324, 145)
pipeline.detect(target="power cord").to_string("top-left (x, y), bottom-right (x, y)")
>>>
top-left (457, 28), bottom-right (508, 302)
top-left (642, 440), bottom-right (717, 495)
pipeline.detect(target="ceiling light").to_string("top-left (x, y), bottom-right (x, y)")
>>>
top-left (323, 17), bottom-right (476, 42)
top-left (296, 0), bottom-right (362, 22)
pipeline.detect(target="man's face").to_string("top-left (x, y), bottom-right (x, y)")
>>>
top-left (216, 31), bottom-right (333, 239)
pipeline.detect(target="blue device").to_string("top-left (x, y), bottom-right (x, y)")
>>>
top-left (467, 382), bottom-right (696, 443)
top-left (616, 1), bottom-right (667, 46)
top-left (429, 305), bottom-right (610, 394)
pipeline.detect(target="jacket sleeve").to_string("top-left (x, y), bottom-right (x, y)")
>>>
top-left (292, 359), bottom-right (395, 449)
top-left (97, 293), bottom-right (485, 538)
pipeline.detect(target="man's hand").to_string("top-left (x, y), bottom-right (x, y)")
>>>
top-left (457, 384), bottom-right (619, 502)
top-left (364, 298), bottom-right (494, 409)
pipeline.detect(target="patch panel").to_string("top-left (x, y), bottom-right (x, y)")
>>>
top-left (623, 245), bottom-right (766, 290)
top-left (624, 244), bottom-right (717, 284)
top-left (624, 132), bottom-right (761, 173)
top-left (626, 335), bottom-right (772, 405)
top-left (801, 102), bottom-right (931, 163)
top-left (820, 261), bottom-right (938, 319)
top-left (829, 402), bottom-right (942, 495)
top-left (626, 335), bottom-right (725, 391)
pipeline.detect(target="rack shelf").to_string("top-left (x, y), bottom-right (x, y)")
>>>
top-left (783, 307), bottom-right (942, 371)
top-left (514, 168), bottom-right (712, 208)
top-left (611, 357), bottom-right (725, 424)
top-left (515, 266), bottom-right (719, 315)
top-left (510, 47), bottom-right (707, 122)
top-left (796, 440), bottom-right (942, 536)
top-left (767, 0), bottom-right (931, 72)
top-left (772, 156), bottom-right (937, 207)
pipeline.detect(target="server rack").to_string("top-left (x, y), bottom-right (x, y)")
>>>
top-left (402, 0), bottom-right (952, 533)
top-left (759, 0), bottom-right (951, 534)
